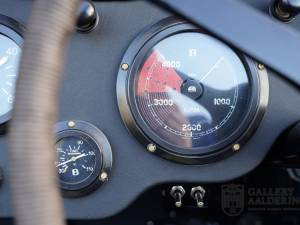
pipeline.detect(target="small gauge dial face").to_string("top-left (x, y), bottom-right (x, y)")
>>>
top-left (0, 34), bottom-right (21, 123)
top-left (55, 131), bottom-right (102, 191)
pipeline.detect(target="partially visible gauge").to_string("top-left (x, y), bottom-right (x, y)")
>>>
top-left (117, 18), bottom-right (269, 164)
top-left (55, 120), bottom-right (112, 197)
top-left (0, 15), bottom-right (23, 128)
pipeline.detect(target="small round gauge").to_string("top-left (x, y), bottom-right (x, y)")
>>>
top-left (0, 16), bottom-right (23, 127)
top-left (55, 120), bottom-right (112, 197)
top-left (117, 18), bottom-right (269, 164)
top-left (56, 134), bottom-right (101, 189)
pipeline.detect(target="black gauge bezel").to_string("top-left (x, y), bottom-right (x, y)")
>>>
top-left (0, 15), bottom-right (24, 131)
top-left (116, 17), bottom-right (269, 164)
top-left (55, 120), bottom-right (113, 197)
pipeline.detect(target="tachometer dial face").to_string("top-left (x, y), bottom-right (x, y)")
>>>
top-left (117, 19), bottom-right (268, 164)
top-left (134, 32), bottom-right (252, 151)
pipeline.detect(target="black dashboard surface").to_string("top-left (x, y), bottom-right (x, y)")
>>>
top-left (0, 0), bottom-right (300, 220)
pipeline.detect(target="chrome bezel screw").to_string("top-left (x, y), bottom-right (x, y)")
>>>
top-left (233, 143), bottom-right (241, 152)
top-left (147, 143), bottom-right (157, 153)
top-left (67, 120), bottom-right (76, 128)
top-left (257, 64), bottom-right (265, 70)
top-left (99, 171), bottom-right (108, 181)
top-left (121, 63), bottom-right (129, 71)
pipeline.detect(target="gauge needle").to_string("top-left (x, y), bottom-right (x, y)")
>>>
top-left (56, 153), bottom-right (87, 167)
top-left (0, 56), bottom-right (8, 67)
top-left (200, 57), bottom-right (224, 82)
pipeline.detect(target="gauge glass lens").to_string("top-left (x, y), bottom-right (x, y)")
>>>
top-left (133, 32), bottom-right (251, 151)
top-left (0, 34), bottom-right (21, 119)
top-left (55, 135), bottom-right (101, 187)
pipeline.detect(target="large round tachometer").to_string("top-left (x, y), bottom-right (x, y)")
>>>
top-left (117, 18), bottom-right (268, 164)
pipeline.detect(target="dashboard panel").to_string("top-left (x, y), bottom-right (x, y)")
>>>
top-left (0, 0), bottom-right (300, 220)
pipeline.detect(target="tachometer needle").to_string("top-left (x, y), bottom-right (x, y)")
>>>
top-left (200, 57), bottom-right (224, 82)
top-left (0, 56), bottom-right (8, 67)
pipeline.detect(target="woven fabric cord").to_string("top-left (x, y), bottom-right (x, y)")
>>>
top-left (8, 1), bottom-right (80, 225)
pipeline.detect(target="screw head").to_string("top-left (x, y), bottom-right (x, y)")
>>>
top-left (257, 64), bottom-right (265, 70)
top-left (121, 63), bottom-right (129, 71)
top-left (99, 171), bottom-right (108, 181)
top-left (233, 143), bottom-right (241, 151)
top-left (147, 143), bottom-right (157, 153)
top-left (67, 120), bottom-right (76, 128)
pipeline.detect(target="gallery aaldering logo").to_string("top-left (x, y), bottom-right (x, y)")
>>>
top-left (221, 184), bottom-right (245, 216)
top-left (221, 184), bottom-right (300, 216)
